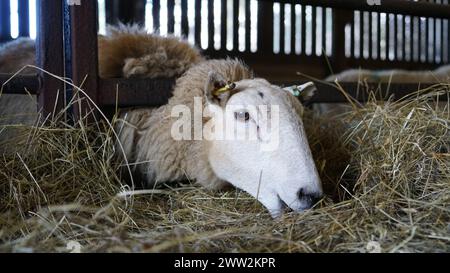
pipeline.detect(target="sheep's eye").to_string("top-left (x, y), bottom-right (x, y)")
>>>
top-left (234, 111), bottom-right (250, 122)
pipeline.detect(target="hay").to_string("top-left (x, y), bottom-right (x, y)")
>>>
top-left (0, 83), bottom-right (449, 253)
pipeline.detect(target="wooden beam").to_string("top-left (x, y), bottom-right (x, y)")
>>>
top-left (70, 0), bottom-right (99, 121)
top-left (36, 0), bottom-right (65, 119)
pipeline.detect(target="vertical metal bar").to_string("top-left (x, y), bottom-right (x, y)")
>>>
top-left (168, 0), bottom-right (175, 34)
top-left (0, 0), bottom-right (11, 42)
top-left (220, 0), bottom-right (227, 50)
top-left (245, 0), bottom-right (251, 52)
top-left (195, 0), bottom-right (201, 46)
top-left (153, 0), bottom-right (161, 34)
top-left (208, 0), bottom-right (214, 49)
top-left (18, 0), bottom-right (30, 37)
top-left (36, 0), bottom-right (65, 118)
top-left (257, 0), bottom-right (273, 54)
top-left (181, 0), bottom-right (189, 37)
top-left (70, 0), bottom-right (99, 121)
top-left (279, 3), bottom-right (285, 54)
top-left (233, 0), bottom-right (239, 51)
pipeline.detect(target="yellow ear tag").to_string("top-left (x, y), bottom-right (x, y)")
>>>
top-left (213, 82), bottom-right (236, 97)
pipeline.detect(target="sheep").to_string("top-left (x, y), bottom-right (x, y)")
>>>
top-left (117, 58), bottom-right (323, 217)
top-left (98, 23), bottom-right (203, 78)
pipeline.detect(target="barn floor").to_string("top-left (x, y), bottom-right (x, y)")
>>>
top-left (0, 85), bottom-right (449, 253)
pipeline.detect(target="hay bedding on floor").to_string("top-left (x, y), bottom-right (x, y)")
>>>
top-left (0, 84), bottom-right (449, 253)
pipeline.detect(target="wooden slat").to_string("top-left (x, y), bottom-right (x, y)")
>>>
top-left (245, 0), bottom-right (251, 52)
top-left (290, 2), bottom-right (295, 54)
top-left (233, 0), bottom-right (239, 51)
top-left (36, 0), bottom-right (65, 118)
top-left (99, 78), bottom-right (175, 107)
top-left (168, 0), bottom-right (175, 34)
top-left (301, 5), bottom-right (306, 54)
top-left (441, 9), bottom-right (445, 63)
top-left (0, 74), bottom-right (40, 95)
top-left (368, 12), bottom-right (373, 59)
top-left (409, 16), bottom-right (417, 61)
top-left (377, 12), bottom-right (381, 59)
top-left (431, 17), bottom-right (436, 62)
top-left (181, 0), bottom-right (189, 37)
top-left (105, 0), bottom-right (117, 25)
top-left (279, 3), bottom-right (285, 54)
top-left (220, 0), bottom-right (227, 50)
top-left (426, 16), bottom-right (429, 62)
top-left (386, 13), bottom-right (390, 60)
top-left (257, 0), bottom-right (273, 53)
top-left (351, 11), bottom-right (355, 57)
top-left (0, 0), bottom-right (11, 42)
top-left (18, 0), bottom-right (30, 37)
top-left (419, 15), bottom-right (423, 62)
top-left (208, 0), bottom-right (214, 49)
top-left (311, 6), bottom-right (316, 55)
top-left (359, 11), bottom-right (363, 58)
top-left (195, 0), bottom-right (201, 45)
top-left (153, 0), bottom-right (161, 33)
top-left (402, 14), bottom-right (406, 61)
top-left (322, 7), bottom-right (326, 56)
top-left (98, 78), bottom-right (448, 106)
top-left (394, 14), bottom-right (398, 60)
top-left (70, 0), bottom-right (99, 121)
top-left (306, 82), bottom-right (448, 103)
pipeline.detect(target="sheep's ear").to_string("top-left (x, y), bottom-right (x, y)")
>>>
top-left (204, 71), bottom-right (233, 107)
top-left (299, 82), bottom-right (317, 102)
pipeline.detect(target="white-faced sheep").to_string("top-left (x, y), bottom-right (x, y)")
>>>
top-left (117, 58), bottom-right (323, 217)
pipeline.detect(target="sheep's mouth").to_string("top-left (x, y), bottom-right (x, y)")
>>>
top-left (277, 194), bottom-right (293, 213)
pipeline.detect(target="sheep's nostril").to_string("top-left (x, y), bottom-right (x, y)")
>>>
top-left (297, 188), bottom-right (322, 207)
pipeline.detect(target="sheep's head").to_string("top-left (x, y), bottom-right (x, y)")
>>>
top-left (202, 72), bottom-right (323, 217)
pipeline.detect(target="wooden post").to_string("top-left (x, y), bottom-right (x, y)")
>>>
top-left (70, 0), bottom-right (99, 122)
top-left (36, 0), bottom-right (65, 119)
